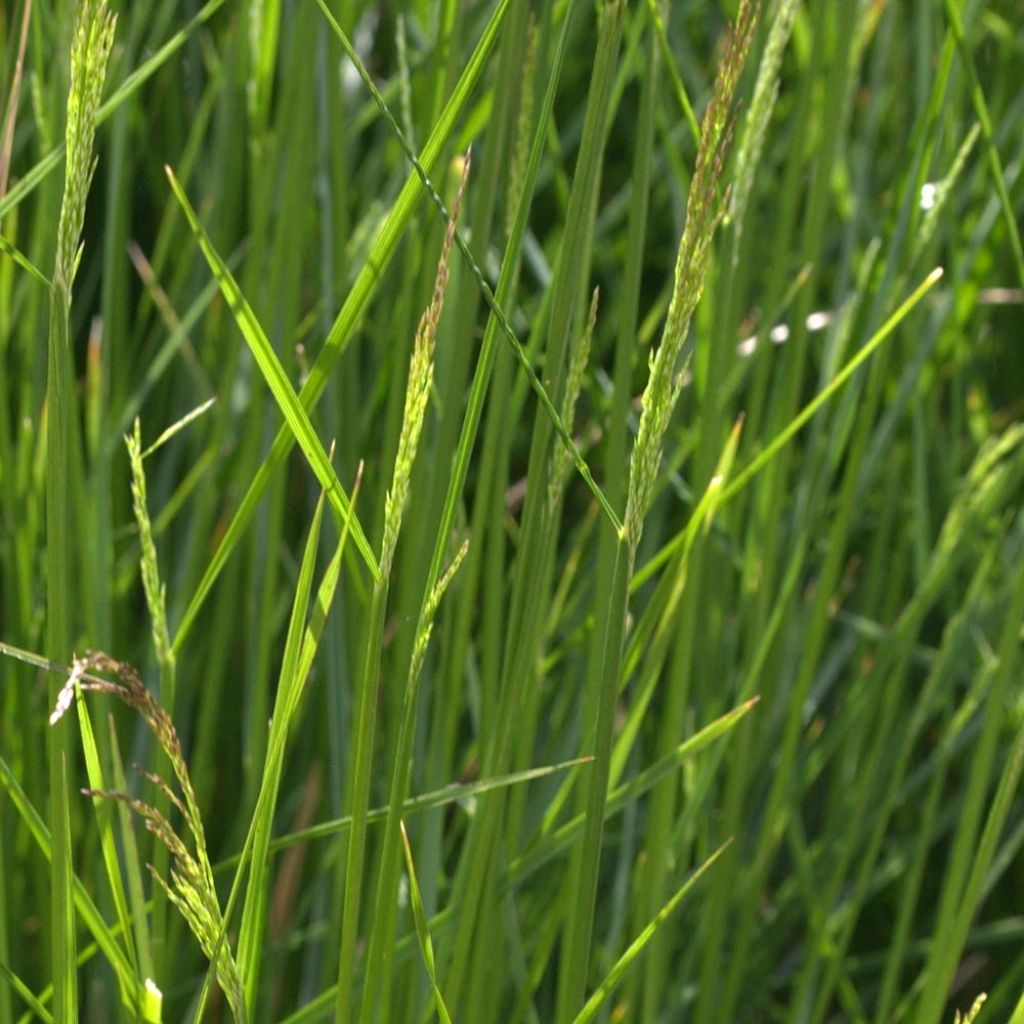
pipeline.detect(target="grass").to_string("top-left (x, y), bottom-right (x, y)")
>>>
top-left (0, 0), bottom-right (1022, 1022)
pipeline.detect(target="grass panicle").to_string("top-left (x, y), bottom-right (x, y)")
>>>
top-left (335, 153), bottom-right (467, 1024)
top-left (53, 0), bottom-right (117, 301)
top-left (559, 5), bottom-right (761, 1018)
top-left (381, 153), bottom-right (469, 576)
top-left (728, 0), bottom-right (799, 249)
top-left (954, 995), bottom-right (987, 1024)
top-left (125, 419), bottom-right (174, 677)
top-left (45, 3), bottom-right (116, 1020)
top-left (50, 652), bottom-right (245, 1022)
top-left (624, 0), bottom-right (759, 552)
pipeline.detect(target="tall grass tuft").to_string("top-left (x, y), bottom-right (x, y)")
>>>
top-left (2, 1), bottom-right (1023, 1021)
top-left (558, 3), bottom-right (761, 1017)
top-left (335, 154), bottom-right (467, 1024)
top-left (46, 2), bottom-right (115, 1020)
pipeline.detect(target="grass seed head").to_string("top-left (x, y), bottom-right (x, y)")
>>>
top-left (53, 651), bottom-right (246, 1021)
top-left (381, 152), bottom-right (471, 576)
top-left (54, 0), bottom-right (116, 298)
top-left (549, 286), bottom-right (599, 516)
top-left (624, 0), bottom-right (760, 551)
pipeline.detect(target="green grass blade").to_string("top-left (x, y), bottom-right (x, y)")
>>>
top-left (314, 0), bottom-right (619, 533)
top-left (569, 841), bottom-right (731, 1024)
top-left (0, 961), bottom-right (53, 1024)
top-left (192, 471), bottom-right (363, 1024)
top-left (164, 166), bottom-right (377, 580)
top-left (334, 579), bottom-right (389, 1022)
top-left (0, 231), bottom-right (48, 288)
top-left (721, 267), bottom-right (943, 502)
top-left (942, 0), bottom-right (1024, 292)
top-left (633, 263), bottom-right (946, 599)
top-left (642, 0), bottom-right (700, 146)
top-left (72, 695), bottom-right (136, 982)
top-left (400, 822), bottom-right (455, 1024)
top-left (509, 699), bottom-right (757, 890)
top-left (51, 756), bottom-right (75, 1024)
top-left (236, 491), bottom-right (326, 1012)
top-left (171, 0), bottom-right (510, 653)
top-left (106, 715), bottom-right (154, 989)
top-left (211, 758), bottom-right (591, 875)
top-left (0, 0), bottom-right (229, 223)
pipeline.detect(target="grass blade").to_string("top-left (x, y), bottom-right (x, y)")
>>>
top-left (569, 840), bottom-right (731, 1024)
top-left (170, 0), bottom-right (511, 653)
top-left (400, 822), bottom-right (455, 1024)
top-left (164, 166), bottom-right (377, 579)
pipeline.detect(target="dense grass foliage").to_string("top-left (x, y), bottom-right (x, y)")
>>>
top-left (1, 1), bottom-right (1023, 1022)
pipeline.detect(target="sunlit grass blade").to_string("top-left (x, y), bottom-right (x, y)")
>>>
top-left (193, 467), bottom-right (364, 1024)
top-left (642, 0), bottom-right (699, 145)
top-left (3, 0), bottom-right (1022, 1016)
top-left (51, 755), bottom-right (76, 1024)
top-left (510, 699), bottom-right (757, 885)
top-left (0, 231), bottom-right (48, 287)
top-left (73, 691), bottom-right (136, 982)
top-left (106, 269), bottom-right (224, 454)
top-left (336, 170), bottom-right (461, 1022)
top-left (569, 840), bottom-right (731, 1024)
top-left (125, 415), bottom-right (182, 967)
top-left (442, 2), bottom-right (630, 1014)
top-left (635, 265), bottom-right (945, 591)
top-left (210, 756), bottom-right (591, 874)
top-left (164, 166), bottom-right (377, 579)
top-left (400, 822), bottom-right (455, 1024)
top-left (46, 4), bottom-right (117, 1019)
top-left (0, 752), bottom-right (141, 1013)
top-left (314, 0), bottom-right (620, 533)
top-left (559, 5), bottom-right (760, 1016)
top-left (171, 0), bottom-right (510, 652)
top-left (107, 713), bottom-right (155, 994)
top-left (720, 266), bottom-right (943, 502)
top-left (139, 398), bottom-right (217, 459)
top-left (57, 651), bottom-right (247, 1022)
top-left (237, 489), bottom-right (326, 1010)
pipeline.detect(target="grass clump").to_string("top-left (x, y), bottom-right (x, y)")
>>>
top-left (1, 0), bottom-right (1023, 1022)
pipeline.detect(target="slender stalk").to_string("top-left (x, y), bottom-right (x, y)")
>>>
top-left (333, 578), bottom-right (389, 1023)
top-left (335, 163), bottom-right (460, 1023)
top-left (559, 5), bottom-right (760, 1018)
top-left (46, 4), bottom-right (116, 1019)
top-left (172, 0), bottom-right (512, 652)
top-left (4, 0), bottom-right (1024, 1019)
top-left (556, 537), bottom-right (633, 1019)
top-left (440, 3), bottom-right (626, 1013)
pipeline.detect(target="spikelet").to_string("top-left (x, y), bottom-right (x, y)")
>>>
top-left (54, 0), bottom-right (116, 299)
top-left (380, 152), bottom-right (471, 575)
top-left (624, 0), bottom-right (760, 552)
top-left (51, 652), bottom-right (246, 1022)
